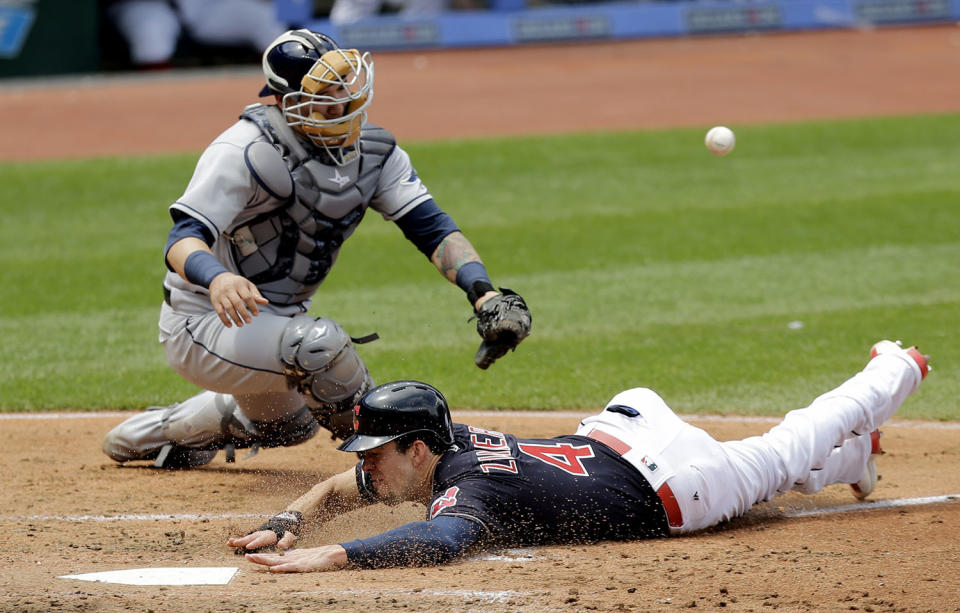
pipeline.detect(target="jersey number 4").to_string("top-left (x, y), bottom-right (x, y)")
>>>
top-left (518, 442), bottom-right (595, 476)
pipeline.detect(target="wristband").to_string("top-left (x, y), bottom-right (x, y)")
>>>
top-left (467, 281), bottom-right (496, 309)
top-left (258, 510), bottom-right (303, 541)
top-left (456, 262), bottom-right (493, 307)
top-left (183, 251), bottom-right (229, 288)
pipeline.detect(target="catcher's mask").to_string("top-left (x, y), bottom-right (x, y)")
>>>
top-left (338, 381), bottom-right (454, 453)
top-left (261, 30), bottom-right (374, 165)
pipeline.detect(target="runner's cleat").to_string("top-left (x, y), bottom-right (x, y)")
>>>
top-left (869, 340), bottom-right (931, 380)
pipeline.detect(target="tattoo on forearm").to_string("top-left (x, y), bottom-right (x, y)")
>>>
top-left (433, 232), bottom-right (482, 283)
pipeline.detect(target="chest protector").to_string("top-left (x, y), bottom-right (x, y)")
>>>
top-left (233, 104), bottom-right (395, 305)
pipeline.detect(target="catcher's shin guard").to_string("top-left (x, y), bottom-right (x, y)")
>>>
top-left (308, 369), bottom-right (374, 441)
top-left (311, 406), bottom-right (357, 441)
top-left (279, 314), bottom-right (375, 438)
top-left (104, 392), bottom-right (320, 468)
top-left (159, 393), bottom-right (320, 466)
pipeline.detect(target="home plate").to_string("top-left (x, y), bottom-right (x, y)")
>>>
top-left (59, 567), bottom-right (238, 585)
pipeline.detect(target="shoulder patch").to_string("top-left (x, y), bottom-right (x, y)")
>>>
top-left (430, 486), bottom-right (461, 519)
top-left (400, 168), bottom-right (419, 185)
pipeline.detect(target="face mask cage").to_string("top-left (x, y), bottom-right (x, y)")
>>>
top-left (281, 49), bottom-right (374, 165)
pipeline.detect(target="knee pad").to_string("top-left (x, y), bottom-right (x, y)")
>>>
top-left (102, 409), bottom-right (165, 462)
top-left (279, 315), bottom-right (372, 409)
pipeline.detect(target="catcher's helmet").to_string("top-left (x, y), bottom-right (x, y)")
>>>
top-left (338, 381), bottom-right (454, 453)
top-left (260, 29), bottom-right (375, 164)
top-left (260, 29), bottom-right (338, 97)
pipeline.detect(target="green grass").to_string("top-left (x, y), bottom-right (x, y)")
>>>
top-left (1, 114), bottom-right (957, 420)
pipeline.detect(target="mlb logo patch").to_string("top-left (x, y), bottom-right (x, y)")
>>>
top-left (640, 456), bottom-right (658, 472)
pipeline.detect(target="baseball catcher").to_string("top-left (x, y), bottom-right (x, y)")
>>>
top-left (102, 29), bottom-right (531, 469)
top-left (228, 340), bottom-right (929, 571)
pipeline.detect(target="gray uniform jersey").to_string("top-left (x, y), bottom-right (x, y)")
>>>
top-left (104, 106), bottom-right (440, 467)
top-left (164, 104), bottom-right (432, 311)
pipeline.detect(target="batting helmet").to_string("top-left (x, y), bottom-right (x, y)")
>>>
top-left (338, 381), bottom-right (455, 453)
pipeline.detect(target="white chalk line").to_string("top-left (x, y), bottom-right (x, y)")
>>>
top-left (7, 512), bottom-right (268, 523)
top-left (2, 410), bottom-right (958, 429)
top-left (288, 587), bottom-right (523, 603)
top-left (470, 548), bottom-right (540, 562)
top-left (0, 411), bottom-right (130, 420)
top-left (783, 493), bottom-right (959, 518)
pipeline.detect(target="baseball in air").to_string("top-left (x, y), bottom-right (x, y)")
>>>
top-left (705, 126), bottom-right (736, 156)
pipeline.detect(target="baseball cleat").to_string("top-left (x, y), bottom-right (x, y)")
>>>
top-left (153, 444), bottom-right (219, 469)
top-left (869, 340), bottom-right (931, 380)
top-left (851, 430), bottom-right (882, 500)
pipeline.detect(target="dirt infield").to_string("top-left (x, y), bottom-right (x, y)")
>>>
top-left (2, 413), bottom-right (958, 612)
top-left (1, 24), bottom-right (959, 613)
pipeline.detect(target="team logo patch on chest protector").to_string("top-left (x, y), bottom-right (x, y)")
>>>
top-left (231, 105), bottom-right (396, 305)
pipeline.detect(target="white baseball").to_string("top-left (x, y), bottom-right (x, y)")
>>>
top-left (705, 126), bottom-right (735, 156)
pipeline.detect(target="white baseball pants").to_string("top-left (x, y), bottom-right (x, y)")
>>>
top-left (576, 348), bottom-right (923, 534)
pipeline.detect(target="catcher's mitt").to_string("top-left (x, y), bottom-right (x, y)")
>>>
top-left (473, 288), bottom-right (531, 369)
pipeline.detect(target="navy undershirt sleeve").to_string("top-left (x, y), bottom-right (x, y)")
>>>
top-left (164, 213), bottom-right (216, 271)
top-left (341, 515), bottom-right (484, 568)
top-left (393, 199), bottom-right (460, 257)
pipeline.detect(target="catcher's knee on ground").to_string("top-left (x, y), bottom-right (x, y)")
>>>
top-left (102, 391), bottom-right (320, 467)
top-left (279, 314), bottom-right (374, 438)
top-left (102, 404), bottom-right (221, 467)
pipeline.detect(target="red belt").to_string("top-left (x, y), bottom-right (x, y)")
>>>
top-left (585, 428), bottom-right (683, 530)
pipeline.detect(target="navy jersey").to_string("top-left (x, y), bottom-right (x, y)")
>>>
top-left (423, 424), bottom-right (668, 545)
